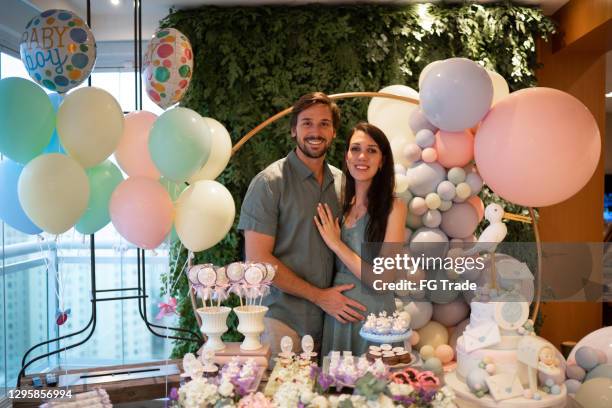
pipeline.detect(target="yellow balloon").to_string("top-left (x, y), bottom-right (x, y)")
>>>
top-left (487, 70), bottom-right (510, 106)
top-left (416, 321), bottom-right (449, 350)
top-left (189, 118), bottom-right (232, 182)
top-left (18, 153), bottom-right (89, 234)
top-left (175, 180), bottom-right (235, 252)
top-left (57, 87), bottom-right (124, 168)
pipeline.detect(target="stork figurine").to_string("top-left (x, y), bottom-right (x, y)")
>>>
top-left (463, 203), bottom-right (507, 256)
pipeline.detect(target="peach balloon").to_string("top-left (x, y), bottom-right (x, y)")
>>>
top-left (114, 111), bottom-right (160, 179)
top-left (467, 195), bottom-right (484, 222)
top-left (410, 331), bottom-right (420, 346)
top-left (435, 344), bottom-right (455, 364)
top-left (475, 87), bottom-right (600, 207)
top-left (110, 177), bottom-right (173, 249)
top-left (422, 147), bottom-right (438, 163)
top-left (434, 130), bottom-right (474, 168)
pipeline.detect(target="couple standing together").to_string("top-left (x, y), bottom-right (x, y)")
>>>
top-left (237, 92), bottom-right (407, 358)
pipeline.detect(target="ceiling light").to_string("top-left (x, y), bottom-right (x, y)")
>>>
top-left (606, 92), bottom-right (612, 98)
top-left (111, 0), bottom-right (120, 6)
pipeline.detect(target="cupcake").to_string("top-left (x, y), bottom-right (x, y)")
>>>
top-left (382, 351), bottom-right (399, 365)
top-left (392, 347), bottom-right (405, 354)
top-left (203, 363), bottom-right (219, 377)
top-left (380, 344), bottom-right (393, 352)
top-left (367, 350), bottom-right (382, 362)
top-left (369, 345), bottom-right (381, 353)
top-left (396, 350), bottom-right (412, 364)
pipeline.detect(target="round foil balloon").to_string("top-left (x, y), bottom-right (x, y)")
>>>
top-left (20, 9), bottom-right (96, 93)
top-left (143, 28), bottom-right (193, 109)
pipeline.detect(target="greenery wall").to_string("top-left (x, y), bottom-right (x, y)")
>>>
top-left (160, 3), bottom-right (555, 357)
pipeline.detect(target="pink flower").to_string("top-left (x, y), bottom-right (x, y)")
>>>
top-left (388, 368), bottom-right (420, 388)
top-left (156, 297), bottom-right (177, 320)
top-left (416, 371), bottom-right (440, 392)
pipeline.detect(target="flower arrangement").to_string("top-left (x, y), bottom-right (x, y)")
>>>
top-left (171, 356), bottom-right (455, 408)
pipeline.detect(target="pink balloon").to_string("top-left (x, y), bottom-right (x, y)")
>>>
top-left (110, 177), bottom-right (173, 249)
top-left (475, 87), bottom-right (600, 207)
top-left (115, 111), bottom-right (160, 179)
top-left (466, 195), bottom-right (484, 222)
top-left (434, 130), bottom-right (474, 168)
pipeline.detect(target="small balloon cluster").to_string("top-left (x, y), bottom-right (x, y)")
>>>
top-left (187, 262), bottom-right (276, 307)
top-left (565, 345), bottom-right (610, 395)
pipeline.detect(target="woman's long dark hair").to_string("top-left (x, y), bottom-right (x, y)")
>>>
top-left (342, 122), bottom-right (395, 243)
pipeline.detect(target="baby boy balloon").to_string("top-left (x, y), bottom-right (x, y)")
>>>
top-left (20, 9), bottom-right (96, 93)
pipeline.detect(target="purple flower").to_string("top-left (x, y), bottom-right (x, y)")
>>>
top-left (234, 377), bottom-right (256, 396)
top-left (310, 365), bottom-right (321, 380)
top-left (317, 372), bottom-right (335, 391)
top-left (168, 387), bottom-right (179, 401)
top-left (392, 395), bottom-right (415, 405)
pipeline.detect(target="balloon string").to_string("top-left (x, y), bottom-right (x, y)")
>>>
top-left (38, 235), bottom-right (60, 309)
top-left (168, 249), bottom-right (188, 296)
top-left (167, 243), bottom-right (184, 295)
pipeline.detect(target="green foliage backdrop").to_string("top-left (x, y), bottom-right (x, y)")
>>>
top-left (160, 3), bottom-right (555, 357)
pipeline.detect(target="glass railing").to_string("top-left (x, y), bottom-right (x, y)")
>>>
top-left (0, 239), bottom-right (175, 393)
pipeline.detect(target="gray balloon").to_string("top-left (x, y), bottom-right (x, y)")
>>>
top-left (440, 202), bottom-right (479, 238)
top-left (429, 269), bottom-right (459, 304)
top-left (415, 129), bottom-right (435, 149)
top-left (409, 108), bottom-right (438, 134)
top-left (423, 209), bottom-right (442, 228)
top-left (433, 297), bottom-right (469, 325)
top-left (437, 180), bottom-right (456, 201)
top-left (407, 161), bottom-right (446, 197)
top-left (585, 364), bottom-right (612, 381)
top-left (420, 58), bottom-right (493, 132)
top-left (466, 172), bottom-right (483, 195)
top-left (410, 227), bottom-right (449, 259)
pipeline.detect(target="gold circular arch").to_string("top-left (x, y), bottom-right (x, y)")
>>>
top-left (223, 91), bottom-right (542, 322)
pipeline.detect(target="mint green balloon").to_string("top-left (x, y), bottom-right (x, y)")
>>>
top-left (76, 160), bottom-right (124, 234)
top-left (0, 77), bottom-right (55, 164)
top-left (159, 176), bottom-right (187, 242)
top-left (149, 107), bottom-right (211, 182)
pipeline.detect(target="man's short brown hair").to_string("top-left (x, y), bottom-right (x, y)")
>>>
top-left (290, 92), bottom-right (341, 131)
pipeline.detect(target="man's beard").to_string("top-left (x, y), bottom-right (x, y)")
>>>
top-left (296, 137), bottom-right (329, 159)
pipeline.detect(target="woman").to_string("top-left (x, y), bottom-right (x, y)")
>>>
top-left (316, 122), bottom-right (407, 357)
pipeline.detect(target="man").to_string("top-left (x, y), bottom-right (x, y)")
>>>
top-left (237, 92), bottom-right (366, 355)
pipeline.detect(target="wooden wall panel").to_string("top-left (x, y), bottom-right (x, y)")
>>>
top-left (534, 0), bottom-right (610, 349)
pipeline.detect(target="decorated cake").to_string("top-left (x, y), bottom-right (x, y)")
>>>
top-left (447, 288), bottom-right (567, 404)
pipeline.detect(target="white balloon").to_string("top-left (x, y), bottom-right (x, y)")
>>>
top-left (404, 301), bottom-right (433, 330)
top-left (395, 174), bottom-right (410, 193)
top-left (487, 70), bottom-right (510, 106)
top-left (367, 85), bottom-right (419, 142)
top-left (390, 134), bottom-right (414, 168)
top-left (189, 118), bottom-right (232, 182)
top-left (175, 180), bottom-right (235, 252)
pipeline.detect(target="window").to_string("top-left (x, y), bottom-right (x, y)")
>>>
top-left (1, 51), bottom-right (174, 394)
